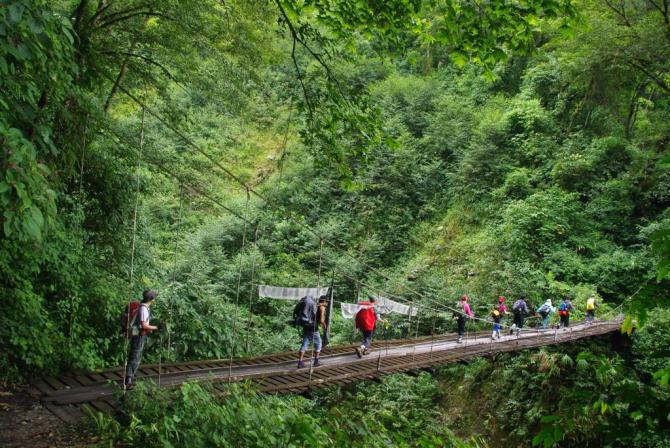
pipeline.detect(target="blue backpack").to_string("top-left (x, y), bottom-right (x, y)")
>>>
top-left (559, 302), bottom-right (569, 312)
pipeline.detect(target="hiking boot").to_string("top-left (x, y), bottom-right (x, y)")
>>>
top-left (457, 336), bottom-right (463, 344)
top-left (363, 347), bottom-right (370, 355)
top-left (313, 359), bottom-right (321, 367)
top-left (355, 347), bottom-right (362, 359)
top-left (124, 382), bottom-right (135, 391)
top-left (297, 360), bottom-right (305, 369)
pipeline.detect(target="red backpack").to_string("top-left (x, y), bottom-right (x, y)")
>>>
top-left (120, 301), bottom-right (141, 337)
top-left (355, 302), bottom-right (376, 331)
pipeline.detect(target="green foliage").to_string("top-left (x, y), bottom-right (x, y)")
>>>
top-left (439, 339), bottom-right (670, 447)
top-left (93, 375), bottom-right (482, 447)
top-left (94, 382), bottom-right (327, 447)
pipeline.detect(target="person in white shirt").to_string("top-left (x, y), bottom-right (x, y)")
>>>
top-left (125, 289), bottom-right (159, 389)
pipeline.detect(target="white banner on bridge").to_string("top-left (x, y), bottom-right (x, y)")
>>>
top-left (258, 285), bottom-right (330, 301)
top-left (340, 295), bottom-right (418, 318)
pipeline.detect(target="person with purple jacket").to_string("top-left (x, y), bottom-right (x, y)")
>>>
top-left (510, 295), bottom-right (529, 336)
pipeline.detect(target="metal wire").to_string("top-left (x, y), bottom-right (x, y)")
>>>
top-left (121, 106), bottom-right (145, 393)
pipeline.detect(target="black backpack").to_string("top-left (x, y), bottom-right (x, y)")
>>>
top-left (292, 296), bottom-right (316, 328)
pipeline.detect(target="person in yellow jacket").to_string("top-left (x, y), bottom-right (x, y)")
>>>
top-left (585, 295), bottom-right (597, 324)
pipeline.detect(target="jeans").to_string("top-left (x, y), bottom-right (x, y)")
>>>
top-left (361, 330), bottom-right (374, 349)
top-left (300, 329), bottom-right (322, 353)
top-left (541, 314), bottom-right (551, 329)
top-left (126, 334), bottom-right (147, 385)
top-left (586, 310), bottom-right (595, 322)
top-left (513, 312), bottom-right (524, 329)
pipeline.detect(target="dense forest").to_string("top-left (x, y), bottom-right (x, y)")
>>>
top-left (2, 0), bottom-right (670, 446)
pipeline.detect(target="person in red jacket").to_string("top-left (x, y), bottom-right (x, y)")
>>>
top-left (354, 297), bottom-right (385, 358)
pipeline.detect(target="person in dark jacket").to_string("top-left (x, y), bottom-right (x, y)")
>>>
top-left (297, 296), bottom-right (326, 369)
top-left (510, 295), bottom-right (529, 336)
top-left (558, 297), bottom-right (574, 328)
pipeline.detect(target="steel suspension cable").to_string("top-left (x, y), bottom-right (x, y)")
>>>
top-left (122, 106), bottom-right (145, 393)
top-left (228, 187), bottom-right (251, 382)
top-left (108, 127), bottom-right (523, 336)
top-left (159, 185), bottom-right (185, 387)
top-left (309, 239), bottom-right (324, 381)
top-left (245, 226), bottom-right (259, 354)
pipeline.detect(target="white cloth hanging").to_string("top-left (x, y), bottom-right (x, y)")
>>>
top-left (340, 295), bottom-right (418, 318)
top-left (257, 284), bottom-right (330, 301)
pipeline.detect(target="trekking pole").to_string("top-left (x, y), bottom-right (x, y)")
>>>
top-left (411, 308), bottom-right (420, 365)
top-left (429, 314), bottom-right (436, 361)
top-left (377, 324), bottom-right (384, 372)
top-left (385, 321), bottom-right (390, 356)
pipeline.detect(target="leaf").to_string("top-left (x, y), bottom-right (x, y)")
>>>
top-left (8, 3), bottom-right (25, 23)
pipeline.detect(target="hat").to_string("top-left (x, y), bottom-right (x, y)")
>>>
top-left (498, 296), bottom-right (506, 303)
top-left (142, 289), bottom-right (158, 302)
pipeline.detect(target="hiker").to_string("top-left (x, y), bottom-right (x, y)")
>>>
top-left (354, 297), bottom-right (384, 358)
top-left (295, 295), bottom-right (325, 368)
top-left (491, 305), bottom-right (502, 340)
top-left (125, 289), bottom-right (159, 390)
top-left (510, 295), bottom-right (529, 335)
top-left (585, 295), bottom-right (597, 323)
top-left (558, 297), bottom-right (574, 328)
top-left (498, 296), bottom-right (508, 315)
top-left (318, 294), bottom-right (331, 347)
top-left (455, 294), bottom-right (474, 343)
top-left (536, 299), bottom-right (556, 329)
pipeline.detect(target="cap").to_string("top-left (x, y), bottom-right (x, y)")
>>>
top-left (142, 289), bottom-right (158, 302)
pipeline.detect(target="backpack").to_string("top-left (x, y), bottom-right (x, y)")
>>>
top-left (292, 297), bottom-right (316, 328)
top-left (355, 303), bottom-right (376, 332)
top-left (491, 309), bottom-right (500, 318)
top-left (559, 302), bottom-right (569, 312)
top-left (512, 300), bottom-right (525, 313)
top-left (586, 297), bottom-right (596, 311)
top-left (121, 301), bottom-right (141, 337)
top-left (537, 304), bottom-right (550, 317)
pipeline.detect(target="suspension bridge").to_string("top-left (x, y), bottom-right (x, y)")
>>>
top-left (33, 317), bottom-right (623, 423)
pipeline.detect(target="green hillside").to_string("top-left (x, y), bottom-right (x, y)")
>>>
top-left (1, 0), bottom-right (669, 446)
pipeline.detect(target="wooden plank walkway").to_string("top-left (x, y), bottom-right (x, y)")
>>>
top-left (33, 319), bottom-right (623, 422)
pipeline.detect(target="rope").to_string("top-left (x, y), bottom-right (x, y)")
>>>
top-left (158, 185), bottom-right (185, 387)
top-left (108, 81), bottom-right (608, 343)
top-left (121, 106), bottom-right (145, 393)
top-left (105, 83), bottom-right (465, 318)
top-left (429, 314), bottom-right (436, 361)
top-left (245, 226), bottom-right (259, 354)
top-left (308, 239), bottom-right (324, 381)
top-left (106, 117), bottom-right (583, 344)
top-left (228, 187), bottom-right (251, 382)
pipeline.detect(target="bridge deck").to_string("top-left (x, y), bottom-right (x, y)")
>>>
top-left (31, 319), bottom-right (622, 423)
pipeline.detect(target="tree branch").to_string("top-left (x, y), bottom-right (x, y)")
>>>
top-left (274, 0), bottom-right (350, 106)
top-left (95, 11), bottom-right (173, 30)
top-left (628, 59), bottom-right (670, 92)
top-left (604, 0), bottom-right (632, 27)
